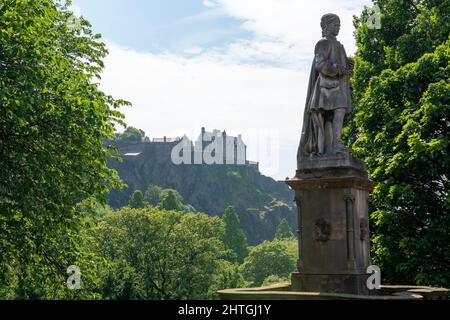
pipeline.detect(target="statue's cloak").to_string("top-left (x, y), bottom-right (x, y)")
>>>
top-left (297, 61), bottom-right (320, 164)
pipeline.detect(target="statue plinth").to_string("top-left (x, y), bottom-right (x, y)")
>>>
top-left (287, 152), bottom-right (375, 295)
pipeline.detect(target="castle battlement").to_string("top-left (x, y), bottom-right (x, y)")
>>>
top-left (152, 137), bottom-right (181, 143)
top-left (111, 127), bottom-right (259, 170)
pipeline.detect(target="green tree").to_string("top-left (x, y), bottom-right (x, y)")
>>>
top-left (346, 0), bottom-right (449, 137)
top-left (93, 207), bottom-right (229, 299)
top-left (207, 260), bottom-right (247, 298)
top-left (261, 274), bottom-right (289, 287)
top-left (76, 196), bottom-right (111, 217)
top-left (222, 206), bottom-right (248, 264)
top-left (128, 190), bottom-right (144, 209)
top-left (117, 126), bottom-right (145, 143)
top-left (160, 190), bottom-right (182, 211)
top-left (98, 260), bottom-right (144, 300)
top-left (143, 185), bottom-right (163, 206)
top-left (142, 186), bottom-right (195, 213)
top-left (240, 240), bottom-right (295, 287)
top-left (348, 0), bottom-right (450, 287)
top-left (0, 0), bottom-right (128, 298)
top-left (275, 218), bottom-right (294, 239)
top-left (160, 188), bottom-right (196, 213)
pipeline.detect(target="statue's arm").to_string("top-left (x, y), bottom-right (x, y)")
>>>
top-left (341, 43), bottom-right (354, 76)
top-left (346, 57), bottom-right (355, 76)
top-left (314, 40), bottom-right (342, 77)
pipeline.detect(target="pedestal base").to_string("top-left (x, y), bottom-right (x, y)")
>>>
top-left (286, 153), bottom-right (376, 295)
top-left (291, 272), bottom-right (369, 295)
top-left (218, 283), bottom-right (449, 300)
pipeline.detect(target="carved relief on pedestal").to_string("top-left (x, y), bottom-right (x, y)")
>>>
top-left (360, 219), bottom-right (369, 241)
top-left (314, 218), bottom-right (332, 242)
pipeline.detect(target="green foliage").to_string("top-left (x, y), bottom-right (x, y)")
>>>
top-left (128, 190), bottom-right (144, 209)
top-left (222, 206), bottom-right (249, 264)
top-left (282, 238), bottom-right (298, 260)
top-left (240, 240), bottom-right (296, 287)
top-left (226, 170), bottom-right (242, 179)
top-left (76, 196), bottom-right (110, 217)
top-left (345, 0), bottom-right (450, 143)
top-left (275, 218), bottom-right (294, 239)
top-left (207, 260), bottom-right (247, 299)
top-left (98, 260), bottom-right (144, 300)
top-left (160, 190), bottom-right (182, 211)
top-left (146, 187), bottom-right (196, 213)
top-left (0, 0), bottom-right (129, 298)
top-left (1, 215), bottom-right (108, 300)
top-left (349, 0), bottom-right (450, 287)
top-left (143, 185), bottom-right (163, 206)
top-left (261, 274), bottom-right (290, 287)
top-left (93, 207), bottom-right (230, 299)
top-left (117, 126), bottom-right (145, 143)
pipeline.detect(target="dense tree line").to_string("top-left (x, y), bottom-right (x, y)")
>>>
top-left (346, 0), bottom-right (449, 287)
top-left (1, 195), bottom-right (297, 299)
top-left (0, 0), bottom-right (129, 298)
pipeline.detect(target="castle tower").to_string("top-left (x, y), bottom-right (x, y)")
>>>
top-left (222, 130), bottom-right (227, 164)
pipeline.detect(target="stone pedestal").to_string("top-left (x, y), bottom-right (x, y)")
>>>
top-left (286, 152), bottom-right (375, 295)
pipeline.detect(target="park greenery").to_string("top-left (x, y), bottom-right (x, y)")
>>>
top-left (345, 0), bottom-right (450, 287)
top-left (0, 0), bottom-right (449, 299)
top-left (0, 0), bottom-right (130, 299)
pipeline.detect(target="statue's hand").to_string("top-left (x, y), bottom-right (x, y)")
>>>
top-left (335, 63), bottom-right (347, 77)
top-left (346, 58), bottom-right (355, 76)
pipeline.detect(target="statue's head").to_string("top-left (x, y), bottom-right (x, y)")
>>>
top-left (321, 13), bottom-right (340, 37)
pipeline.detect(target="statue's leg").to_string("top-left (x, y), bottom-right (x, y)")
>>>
top-left (312, 111), bottom-right (324, 155)
top-left (332, 108), bottom-right (346, 152)
top-left (324, 111), bottom-right (333, 154)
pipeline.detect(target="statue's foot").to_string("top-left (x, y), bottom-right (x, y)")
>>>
top-left (333, 144), bottom-right (348, 155)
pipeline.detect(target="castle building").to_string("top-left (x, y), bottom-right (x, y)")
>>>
top-left (196, 127), bottom-right (247, 165)
top-left (115, 127), bottom-right (258, 169)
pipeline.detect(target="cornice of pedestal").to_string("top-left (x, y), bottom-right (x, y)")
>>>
top-left (286, 175), bottom-right (376, 192)
top-left (287, 153), bottom-right (376, 191)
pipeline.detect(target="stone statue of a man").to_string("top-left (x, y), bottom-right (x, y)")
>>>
top-left (297, 13), bottom-right (354, 162)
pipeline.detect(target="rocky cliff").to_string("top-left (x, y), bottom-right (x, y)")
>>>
top-left (107, 141), bottom-right (296, 245)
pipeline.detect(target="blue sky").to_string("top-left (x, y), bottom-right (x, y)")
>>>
top-left (71, 0), bottom-right (374, 180)
top-left (72, 0), bottom-right (252, 54)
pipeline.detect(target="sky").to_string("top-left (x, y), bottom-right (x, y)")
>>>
top-left (71, 0), bottom-right (374, 180)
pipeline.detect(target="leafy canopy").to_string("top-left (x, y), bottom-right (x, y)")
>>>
top-left (116, 126), bottom-right (145, 143)
top-left (128, 190), bottom-right (144, 209)
top-left (348, 0), bottom-right (449, 287)
top-left (0, 0), bottom-right (129, 298)
top-left (240, 239), bottom-right (296, 287)
top-left (222, 206), bottom-right (249, 264)
top-left (275, 218), bottom-right (294, 240)
top-left (93, 207), bottom-right (234, 299)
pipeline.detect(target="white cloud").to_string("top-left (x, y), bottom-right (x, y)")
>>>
top-left (202, 0), bottom-right (217, 8)
top-left (99, 0), bottom-right (374, 179)
top-left (204, 0), bottom-right (373, 65)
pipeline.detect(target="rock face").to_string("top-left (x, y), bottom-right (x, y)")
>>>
top-left (107, 141), bottom-right (296, 245)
